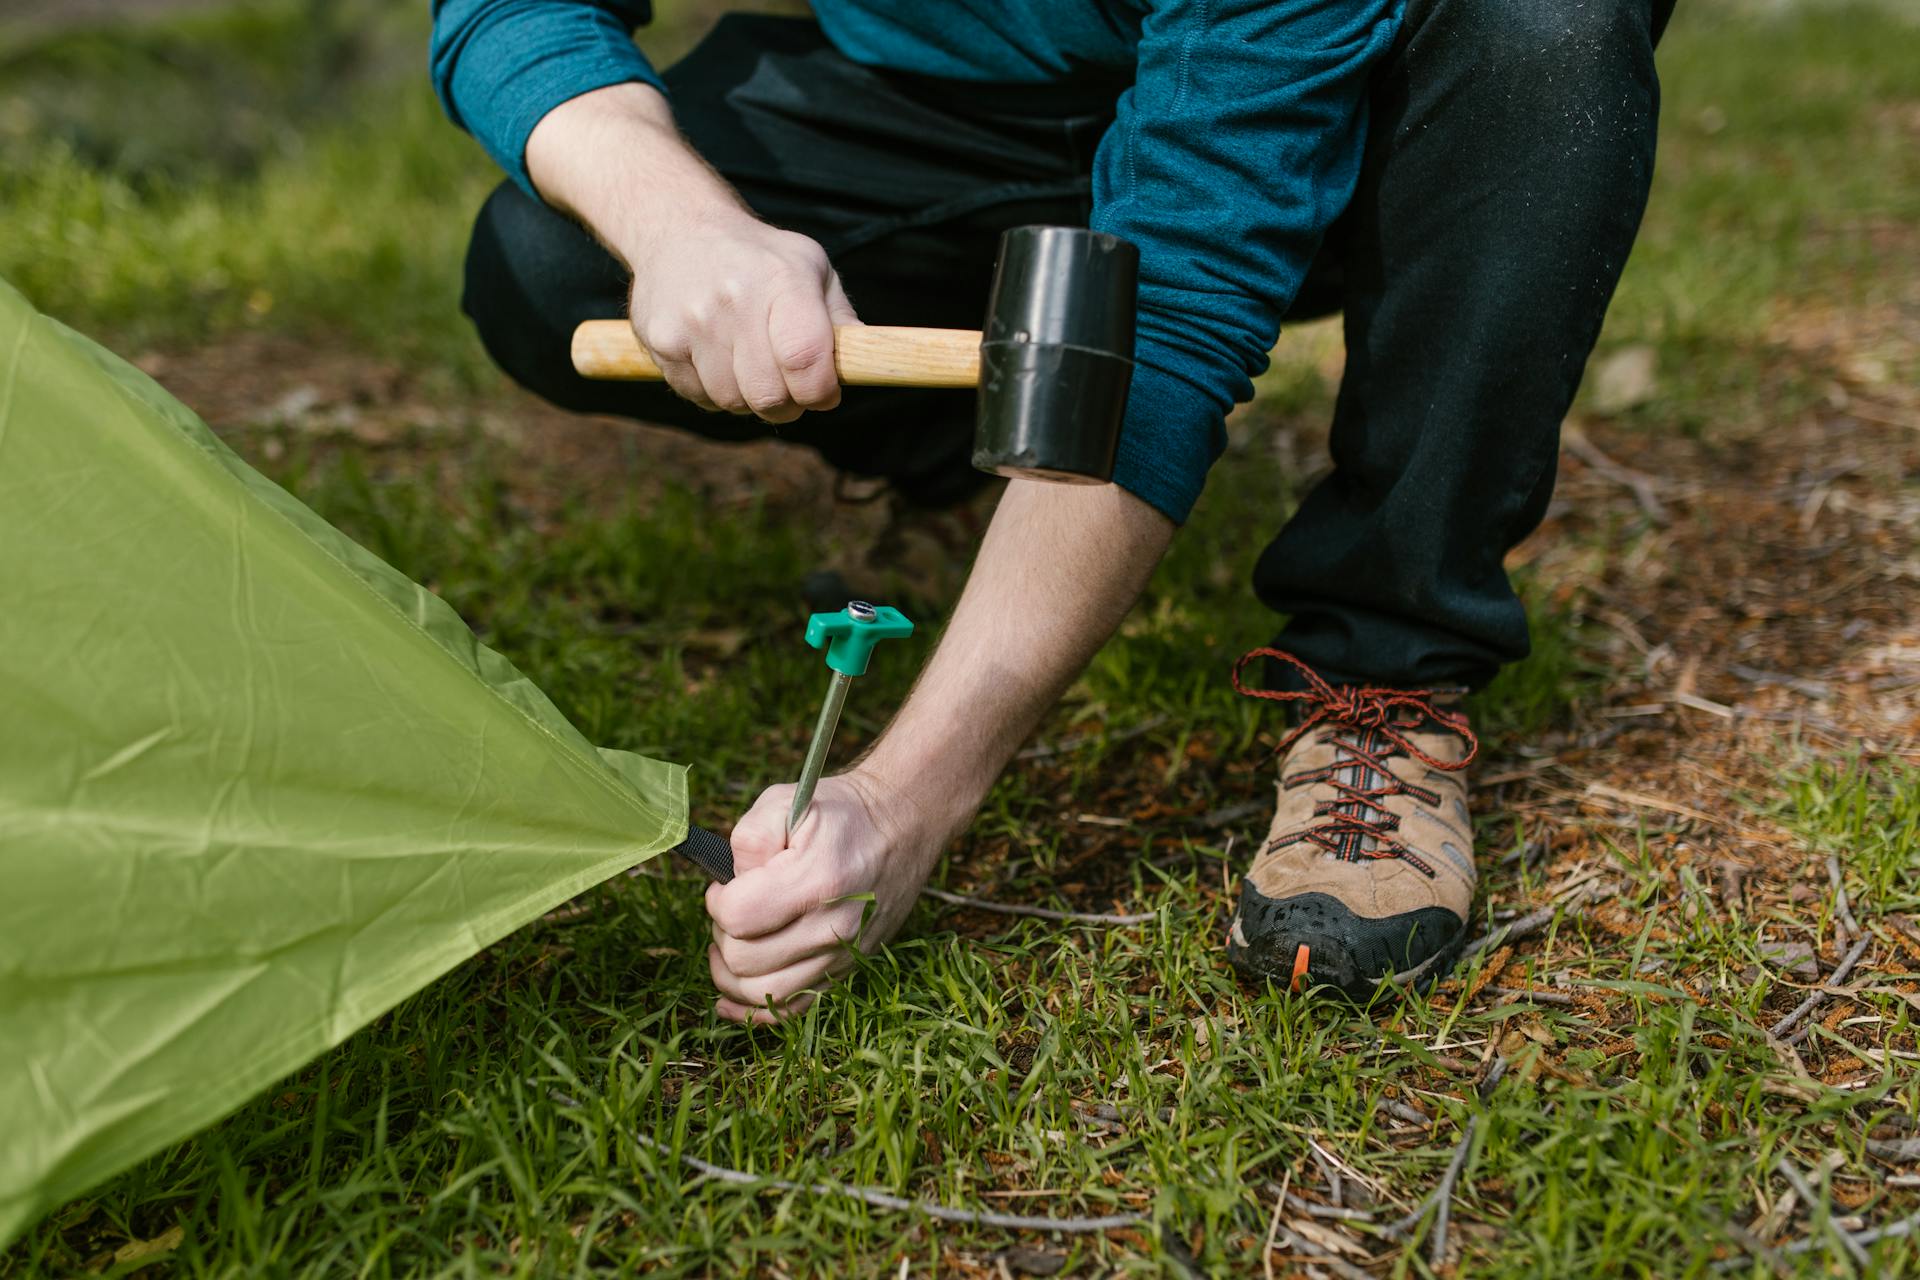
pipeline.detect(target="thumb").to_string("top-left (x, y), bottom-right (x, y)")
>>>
top-left (728, 783), bottom-right (794, 874)
top-left (823, 272), bottom-right (860, 328)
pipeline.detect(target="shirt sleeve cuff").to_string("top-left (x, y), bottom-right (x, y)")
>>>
top-left (1110, 361), bottom-right (1228, 525)
top-left (438, 6), bottom-right (666, 198)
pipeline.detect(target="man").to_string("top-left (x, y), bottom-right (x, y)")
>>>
top-left (432, 0), bottom-right (1671, 1019)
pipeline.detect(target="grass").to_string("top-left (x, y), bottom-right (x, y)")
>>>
top-left (3, 0), bottom-right (1918, 1275)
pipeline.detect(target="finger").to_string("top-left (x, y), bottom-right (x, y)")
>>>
top-left (706, 827), bottom-right (847, 940)
top-left (715, 991), bottom-right (816, 1025)
top-left (706, 858), bottom-right (816, 941)
top-left (712, 902), bottom-right (863, 979)
top-left (823, 272), bottom-right (860, 328)
top-left (767, 287), bottom-right (841, 412)
top-left (709, 943), bottom-right (841, 1010)
top-left (734, 322), bottom-right (803, 425)
top-left (689, 337), bottom-right (747, 415)
top-left (634, 323), bottom-right (714, 412)
top-left (704, 786), bottom-right (805, 938)
top-left (656, 356), bottom-right (716, 412)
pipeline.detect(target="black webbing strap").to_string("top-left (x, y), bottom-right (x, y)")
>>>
top-left (670, 824), bottom-right (735, 883)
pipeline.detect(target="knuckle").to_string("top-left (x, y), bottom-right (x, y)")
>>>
top-left (641, 325), bottom-right (689, 359)
top-left (780, 234), bottom-right (827, 267)
top-left (743, 386), bottom-right (790, 414)
top-left (773, 333), bottom-right (833, 373)
top-left (816, 865), bottom-right (856, 903)
top-left (666, 376), bottom-right (710, 407)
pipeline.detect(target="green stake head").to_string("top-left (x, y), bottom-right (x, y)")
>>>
top-left (805, 601), bottom-right (914, 677)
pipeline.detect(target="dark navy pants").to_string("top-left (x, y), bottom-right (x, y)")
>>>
top-left (461, 0), bottom-right (1674, 689)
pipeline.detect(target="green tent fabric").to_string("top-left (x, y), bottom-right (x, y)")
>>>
top-left (0, 280), bottom-right (688, 1247)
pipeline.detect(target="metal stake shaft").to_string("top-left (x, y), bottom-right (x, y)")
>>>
top-left (788, 670), bottom-right (852, 836)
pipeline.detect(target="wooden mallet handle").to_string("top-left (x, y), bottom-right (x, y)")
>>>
top-left (570, 321), bottom-right (981, 387)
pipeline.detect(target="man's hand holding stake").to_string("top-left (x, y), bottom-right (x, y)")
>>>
top-left (528, 81), bottom-right (1173, 1023)
top-left (706, 480), bottom-right (1172, 1023)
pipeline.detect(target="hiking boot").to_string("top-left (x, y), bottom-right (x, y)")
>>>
top-left (1225, 649), bottom-right (1480, 999)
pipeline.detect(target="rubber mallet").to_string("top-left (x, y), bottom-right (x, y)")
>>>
top-left (571, 225), bottom-right (1140, 485)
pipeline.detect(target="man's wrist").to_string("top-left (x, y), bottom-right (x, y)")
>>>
top-left (526, 81), bottom-right (753, 268)
top-left (853, 740), bottom-right (994, 840)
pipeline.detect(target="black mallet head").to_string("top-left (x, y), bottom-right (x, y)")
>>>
top-left (971, 226), bottom-right (1140, 485)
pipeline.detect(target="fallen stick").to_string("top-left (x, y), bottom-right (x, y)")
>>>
top-left (544, 1088), bottom-right (1151, 1237)
top-left (1427, 1115), bottom-right (1479, 1266)
top-left (1827, 855), bottom-right (1861, 942)
top-left (1308, 1137), bottom-right (1345, 1207)
top-left (1730, 664), bottom-right (1833, 701)
top-left (1563, 427), bottom-right (1670, 524)
top-left (1712, 1208), bottom-right (1920, 1271)
top-left (1261, 1167), bottom-right (1292, 1280)
top-left (1377, 1099), bottom-right (1433, 1129)
top-left (1714, 1216), bottom-right (1793, 1279)
top-left (1777, 1158), bottom-right (1871, 1270)
top-left (1864, 1136), bottom-right (1920, 1161)
top-left (920, 887), bottom-right (1159, 926)
top-left (1381, 1116), bottom-right (1479, 1246)
top-left (1772, 935), bottom-right (1871, 1042)
top-left (1462, 903), bottom-right (1579, 962)
top-left (1480, 985), bottom-right (1577, 1007)
top-left (1269, 1227), bottom-right (1375, 1280)
top-left (1016, 715), bottom-right (1170, 761)
top-left (634, 1132), bottom-right (1145, 1233)
top-left (1199, 800), bottom-right (1267, 830)
top-left (1286, 1192), bottom-right (1375, 1223)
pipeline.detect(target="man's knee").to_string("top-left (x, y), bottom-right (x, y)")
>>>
top-left (461, 181), bottom-right (626, 408)
top-left (1416, 0), bottom-right (1659, 94)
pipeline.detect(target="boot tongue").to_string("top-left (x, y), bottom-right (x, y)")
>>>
top-left (1330, 727), bottom-right (1400, 854)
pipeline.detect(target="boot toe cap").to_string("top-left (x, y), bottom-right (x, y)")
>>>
top-left (1227, 886), bottom-right (1465, 999)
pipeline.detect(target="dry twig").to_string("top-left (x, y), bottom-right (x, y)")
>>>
top-left (1713, 1205), bottom-right (1920, 1271)
top-left (1771, 935), bottom-right (1871, 1042)
top-left (1262, 1166), bottom-right (1292, 1280)
top-left (1481, 984), bottom-right (1577, 1007)
top-left (1563, 427), bottom-right (1670, 524)
top-left (1715, 1216), bottom-right (1793, 1278)
top-left (1016, 715), bottom-right (1169, 760)
top-left (1285, 1192), bottom-right (1374, 1223)
top-left (634, 1133), bottom-right (1144, 1233)
top-left (1463, 903), bottom-right (1582, 962)
top-left (1777, 1158), bottom-right (1870, 1270)
top-left (921, 887), bottom-right (1159, 926)
top-left (546, 1088), bottom-right (1152, 1239)
top-left (1378, 1098), bottom-right (1432, 1129)
top-left (1381, 1115), bottom-right (1479, 1249)
top-left (1268, 1227), bottom-right (1375, 1280)
top-left (1308, 1138), bottom-right (1345, 1208)
top-left (1427, 1115), bottom-right (1478, 1266)
top-left (1864, 1136), bottom-right (1920, 1162)
top-left (1827, 855), bottom-right (1861, 942)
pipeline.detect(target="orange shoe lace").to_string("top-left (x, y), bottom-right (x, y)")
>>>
top-left (1231, 648), bottom-right (1479, 876)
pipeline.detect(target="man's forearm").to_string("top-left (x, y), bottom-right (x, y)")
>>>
top-left (859, 479), bottom-right (1176, 828)
top-left (524, 81), bottom-right (750, 265)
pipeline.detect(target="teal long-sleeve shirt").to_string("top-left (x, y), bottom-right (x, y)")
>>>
top-left (429, 0), bottom-right (1401, 524)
